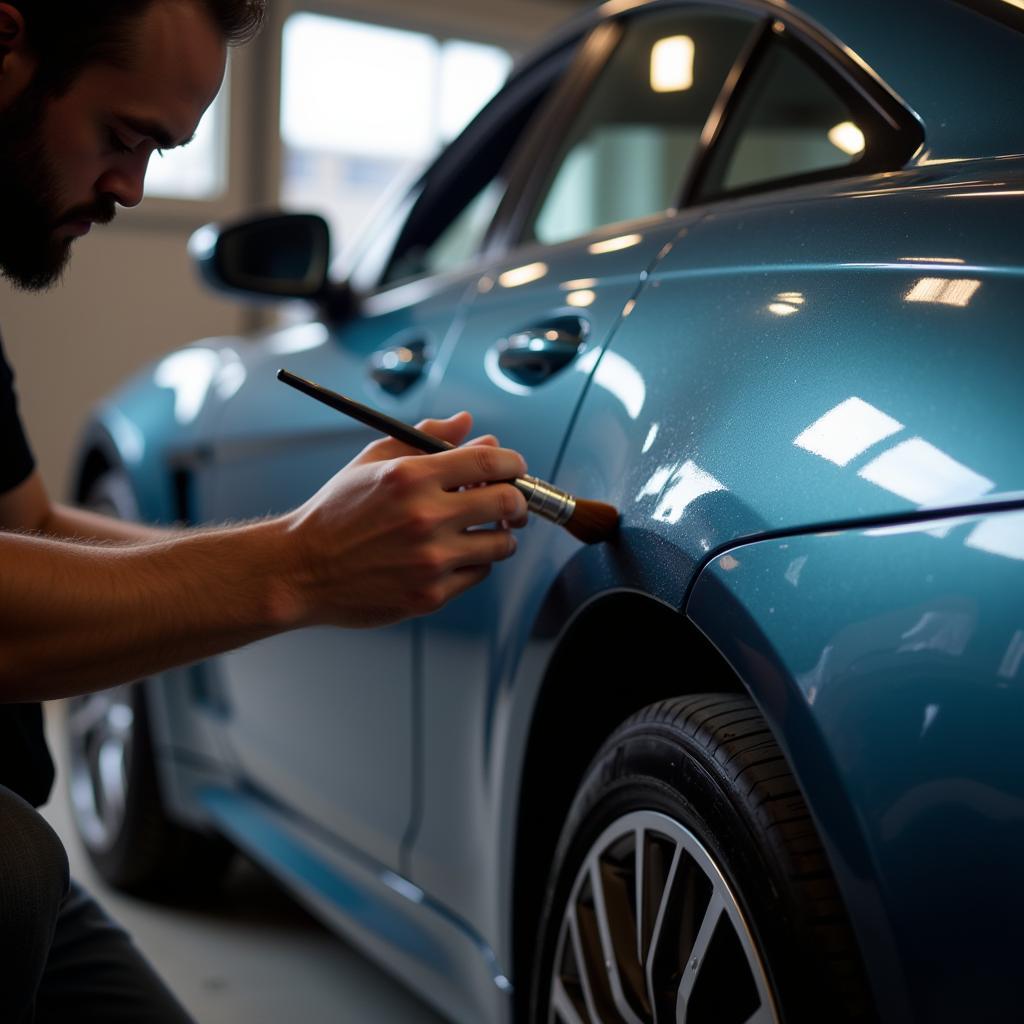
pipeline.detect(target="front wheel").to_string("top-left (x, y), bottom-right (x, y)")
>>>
top-left (530, 695), bottom-right (874, 1024)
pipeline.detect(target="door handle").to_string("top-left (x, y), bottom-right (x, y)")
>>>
top-left (370, 339), bottom-right (429, 396)
top-left (495, 317), bottom-right (588, 387)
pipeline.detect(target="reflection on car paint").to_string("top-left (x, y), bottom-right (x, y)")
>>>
top-left (904, 277), bottom-right (981, 306)
top-left (587, 232), bottom-right (644, 255)
top-left (794, 396), bottom-right (904, 467)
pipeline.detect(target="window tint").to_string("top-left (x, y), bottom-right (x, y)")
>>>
top-left (698, 35), bottom-right (867, 197)
top-left (528, 12), bottom-right (757, 246)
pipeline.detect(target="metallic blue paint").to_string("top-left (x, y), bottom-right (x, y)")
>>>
top-left (71, 0), bottom-right (1024, 1020)
top-left (686, 508), bottom-right (1024, 1021)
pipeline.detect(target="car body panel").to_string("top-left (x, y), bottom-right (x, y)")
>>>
top-left (686, 505), bottom-right (1024, 1022)
top-left (409, 215), bottom-right (692, 935)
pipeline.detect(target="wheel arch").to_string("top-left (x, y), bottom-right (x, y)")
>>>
top-left (510, 589), bottom-right (748, 1019)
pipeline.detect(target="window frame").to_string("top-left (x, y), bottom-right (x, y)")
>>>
top-left (683, 16), bottom-right (923, 205)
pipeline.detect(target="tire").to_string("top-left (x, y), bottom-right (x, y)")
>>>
top-left (65, 468), bottom-right (232, 901)
top-left (529, 695), bottom-right (874, 1024)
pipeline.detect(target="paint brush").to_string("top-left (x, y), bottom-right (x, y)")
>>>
top-left (277, 368), bottom-right (619, 545)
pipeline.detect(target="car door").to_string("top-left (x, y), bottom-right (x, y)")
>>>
top-left (199, 39), bottom-right (579, 872)
top-left (405, 6), bottom-right (765, 907)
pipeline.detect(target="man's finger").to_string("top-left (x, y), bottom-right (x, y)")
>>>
top-left (430, 445), bottom-right (527, 491)
top-left (445, 482), bottom-right (527, 531)
top-left (414, 412), bottom-right (473, 448)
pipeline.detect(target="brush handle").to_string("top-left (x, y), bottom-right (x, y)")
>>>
top-left (277, 368), bottom-right (578, 528)
top-left (277, 369), bottom-right (452, 454)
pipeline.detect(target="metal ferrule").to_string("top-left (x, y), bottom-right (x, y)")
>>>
top-left (513, 475), bottom-right (576, 526)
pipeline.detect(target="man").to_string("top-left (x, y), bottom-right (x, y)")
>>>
top-left (0, 1), bottom-right (529, 1019)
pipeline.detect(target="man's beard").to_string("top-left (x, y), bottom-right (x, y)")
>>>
top-left (0, 83), bottom-right (116, 292)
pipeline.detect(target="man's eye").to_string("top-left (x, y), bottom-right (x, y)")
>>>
top-left (109, 131), bottom-right (135, 155)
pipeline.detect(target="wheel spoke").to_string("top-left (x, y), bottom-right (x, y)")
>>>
top-left (552, 977), bottom-right (590, 1024)
top-left (568, 905), bottom-right (605, 1023)
top-left (634, 827), bottom-right (644, 968)
top-left (675, 891), bottom-right (725, 1018)
top-left (589, 859), bottom-right (646, 1024)
top-left (644, 842), bottom-right (682, 1018)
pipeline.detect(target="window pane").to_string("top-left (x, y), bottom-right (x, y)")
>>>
top-left (144, 78), bottom-right (227, 199)
top-left (707, 39), bottom-right (863, 195)
top-left (280, 13), bottom-right (509, 257)
top-left (530, 12), bottom-right (755, 246)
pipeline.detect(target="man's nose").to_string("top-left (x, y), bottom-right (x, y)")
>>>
top-left (96, 157), bottom-right (150, 209)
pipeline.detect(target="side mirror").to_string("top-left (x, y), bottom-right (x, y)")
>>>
top-left (188, 212), bottom-right (331, 301)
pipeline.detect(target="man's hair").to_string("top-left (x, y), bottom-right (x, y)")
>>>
top-left (11, 0), bottom-right (266, 94)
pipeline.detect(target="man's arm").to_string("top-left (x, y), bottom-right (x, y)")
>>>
top-left (0, 470), bottom-right (173, 543)
top-left (0, 413), bottom-right (528, 702)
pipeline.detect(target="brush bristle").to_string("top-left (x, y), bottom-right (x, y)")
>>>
top-left (565, 499), bottom-right (620, 544)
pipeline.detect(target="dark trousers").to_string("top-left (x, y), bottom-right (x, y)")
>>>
top-left (0, 784), bottom-right (194, 1023)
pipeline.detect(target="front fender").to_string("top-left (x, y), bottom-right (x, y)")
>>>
top-left (70, 335), bottom-right (279, 522)
top-left (685, 504), bottom-right (1024, 1023)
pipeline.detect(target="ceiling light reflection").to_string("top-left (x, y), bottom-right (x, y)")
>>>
top-left (650, 35), bottom-right (694, 93)
top-left (154, 348), bottom-right (222, 424)
top-left (768, 302), bottom-right (799, 316)
top-left (560, 277), bottom-right (598, 291)
top-left (897, 257), bottom-right (965, 264)
top-left (592, 350), bottom-right (646, 419)
top-left (642, 423), bottom-right (659, 453)
top-left (998, 629), bottom-right (1024, 680)
top-left (827, 120), bottom-right (865, 156)
top-left (905, 277), bottom-right (981, 307)
top-left (588, 233), bottom-right (643, 255)
top-left (858, 437), bottom-right (994, 506)
top-left (566, 289), bottom-right (596, 308)
top-left (965, 512), bottom-right (1024, 562)
top-left (498, 262), bottom-right (548, 288)
top-left (652, 461), bottom-right (727, 524)
top-left (794, 396), bottom-right (904, 467)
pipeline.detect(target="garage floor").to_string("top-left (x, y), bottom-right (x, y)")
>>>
top-left (40, 702), bottom-right (449, 1024)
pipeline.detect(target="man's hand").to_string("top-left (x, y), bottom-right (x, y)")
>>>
top-left (282, 412), bottom-right (529, 628)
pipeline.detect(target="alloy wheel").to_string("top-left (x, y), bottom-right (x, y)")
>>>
top-left (546, 809), bottom-right (779, 1024)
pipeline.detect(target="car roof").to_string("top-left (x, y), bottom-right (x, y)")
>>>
top-left (528, 0), bottom-right (1024, 161)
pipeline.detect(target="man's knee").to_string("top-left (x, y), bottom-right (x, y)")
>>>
top-left (0, 785), bottom-right (70, 930)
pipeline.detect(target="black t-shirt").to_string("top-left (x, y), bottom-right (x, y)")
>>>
top-left (0, 332), bottom-right (55, 807)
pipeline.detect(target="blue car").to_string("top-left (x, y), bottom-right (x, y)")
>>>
top-left (68, 0), bottom-right (1024, 1020)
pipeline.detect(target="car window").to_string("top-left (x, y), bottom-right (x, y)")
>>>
top-left (384, 177), bottom-right (507, 285)
top-left (379, 45), bottom-right (574, 288)
top-left (526, 11), bottom-right (759, 247)
top-left (696, 33), bottom-right (874, 198)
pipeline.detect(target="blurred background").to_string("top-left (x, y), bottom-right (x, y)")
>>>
top-left (2, 0), bottom-right (589, 498)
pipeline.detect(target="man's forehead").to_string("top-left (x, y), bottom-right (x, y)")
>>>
top-left (92, 1), bottom-right (227, 138)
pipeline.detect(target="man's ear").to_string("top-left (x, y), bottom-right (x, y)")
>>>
top-left (0, 3), bottom-right (36, 102)
top-left (0, 3), bottom-right (26, 54)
